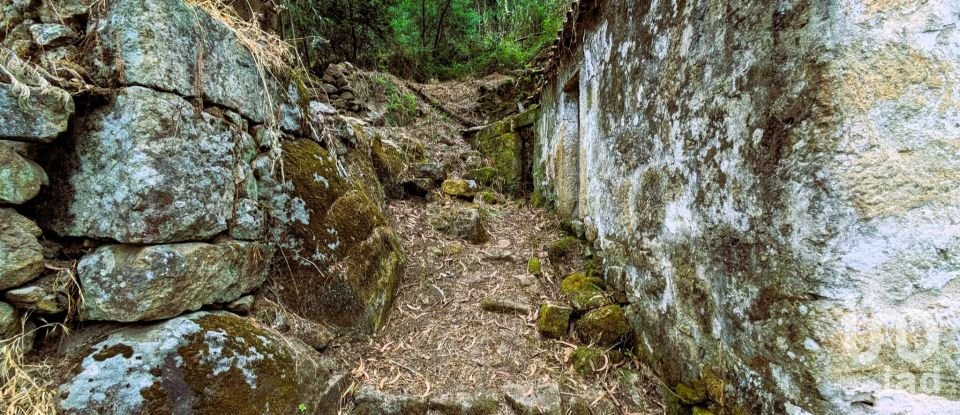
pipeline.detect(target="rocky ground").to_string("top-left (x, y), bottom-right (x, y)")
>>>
top-left (323, 72), bottom-right (664, 414)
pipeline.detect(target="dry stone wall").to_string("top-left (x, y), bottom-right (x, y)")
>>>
top-left (0, 0), bottom-right (402, 413)
top-left (536, 0), bottom-right (960, 413)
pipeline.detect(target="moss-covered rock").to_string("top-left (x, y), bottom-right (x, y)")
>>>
top-left (58, 312), bottom-right (346, 415)
top-left (527, 257), bottom-right (542, 275)
top-left (560, 272), bottom-right (610, 311)
top-left (464, 167), bottom-right (501, 187)
top-left (676, 382), bottom-right (708, 405)
top-left (692, 406), bottom-right (716, 415)
top-left (271, 138), bottom-right (403, 333)
top-left (576, 305), bottom-right (631, 346)
top-left (441, 178), bottom-right (479, 199)
top-left (430, 205), bottom-right (488, 244)
top-left (477, 189), bottom-right (499, 204)
top-left (536, 301), bottom-right (571, 339)
top-left (547, 236), bottom-right (581, 265)
top-left (370, 135), bottom-right (406, 199)
top-left (571, 346), bottom-right (605, 375)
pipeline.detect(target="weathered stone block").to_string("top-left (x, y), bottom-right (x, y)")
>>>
top-left (78, 240), bottom-right (273, 322)
top-left (0, 143), bottom-right (46, 204)
top-left (0, 83), bottom-right (73, 142)
top-left (87, 0), bottom-right (275, 122)
top-left (38, 87), bottom-right (238, 244)
top-left (0, 208), bottom-right (43, 290)
top-left (57, 312), bottom-right (344, 415)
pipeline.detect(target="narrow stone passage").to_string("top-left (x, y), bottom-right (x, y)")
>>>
top-left (326, 75), bottom-right (662, 413)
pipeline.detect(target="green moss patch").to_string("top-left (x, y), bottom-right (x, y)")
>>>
top-left (576, 305), bottom-right (631, 346)
top-left (536, 301), bottom-right (572, 339)
top-left (560, 272), bottom-right (610, 311)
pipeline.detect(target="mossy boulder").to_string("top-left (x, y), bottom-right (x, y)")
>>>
top-left (536, 301), bottom-right (571, 339)
top-left (58, 312), bottom-right (346, 415)
top-left (271, 138), bottom-right (403, 333)
top-left (547, 236), bottom-right (581, 265)
top-left (560, 272), bottom-right (611, 311)
top-left (576, 305), bottom-right (631, 346)
top-left (441, 178), bottom-right (479, 199)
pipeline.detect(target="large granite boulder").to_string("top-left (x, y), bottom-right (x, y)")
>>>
top-left (0, 143), bottom-right (46, 204)
top-left (270, 136), bottom-right (403, 333)
top-left (0, 208), bottom-right (43, 290)
top-left (86, 0), bottom-right (274, 123)
top-left (38, 86), bottom-right (239, 244)
top-left (0, 58), bottom-right (74, 142)
top-left (78, 241), bottom-right (274, 322)
top-left (57, 312), bottom-right (346, 415)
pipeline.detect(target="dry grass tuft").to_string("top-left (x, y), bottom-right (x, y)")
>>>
top-left (1, 320), bottom-right (62, 415)
top-left (0, 48), bottom-right (72, 110)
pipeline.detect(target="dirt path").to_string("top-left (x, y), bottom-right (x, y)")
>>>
top-left (325, 71), bottom-right (663, 414)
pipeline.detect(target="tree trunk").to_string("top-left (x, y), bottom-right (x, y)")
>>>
top-left (433, 0), bottom-right (452, 51)
top-left (420, 0), bottom-right (427, 46)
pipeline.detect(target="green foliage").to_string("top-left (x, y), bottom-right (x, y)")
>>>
top-left (277, 0), bottom-right (568, 79)
top-left (373, 75), bottom-right (419, 125)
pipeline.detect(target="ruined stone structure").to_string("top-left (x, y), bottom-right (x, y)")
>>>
top-left (1, 0), bottom-right (401, 413)
top-left (535, 0), bottom-right (960, 413)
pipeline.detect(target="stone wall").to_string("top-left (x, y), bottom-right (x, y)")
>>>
top-left (1, 0), bottom-right (401, 413)
top-left (535, 0), bottom-right (960, 413)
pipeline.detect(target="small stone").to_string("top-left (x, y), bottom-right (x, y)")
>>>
top-left (0, 301), bottom-right (20, 339)
top-left (4, 275), bottom-right (65, 314)
top-left (441, 178), bottom-right (479, 199)
top-left (431, 206), bottom-right (488, 244)
top-left (0, 70), bottom-right (74, 142)
top-left (0, 144), bottom-right (47, 204)
top-left (481, 297), bottom-right (531, 315)
top-left (0, 208), bottom-right (44, 290)
top-left (560, 220), bottom-right (585, 239)
top-left (503, 382), bottom-right (562, 415)
top-left (225, 295), bottom-right (255, 315)
top-left (353, 385), bottom-right (428, 415)
top-left (576, 305), bottom-right (632, 346)
top-left (29, 23), bottom-right (76, 47)
top-left (528, 257), bottom-right (542, 275)
top-left (570, 346), bottom-right (622, 375)
top-left (412, 163), bottom-right (448, 181)
top-left (560, 272), bottom-right (610, 311)
top-left (536, 301), bottom-right (572, 339)
top-left (547, 236), bottom-right (581, 265)
top-left (230, 198), bottom-right (265, 240)
top-left (429, 391), bottom-right (499, 415)
top-left (321, 83), bottom-right (338, 94)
